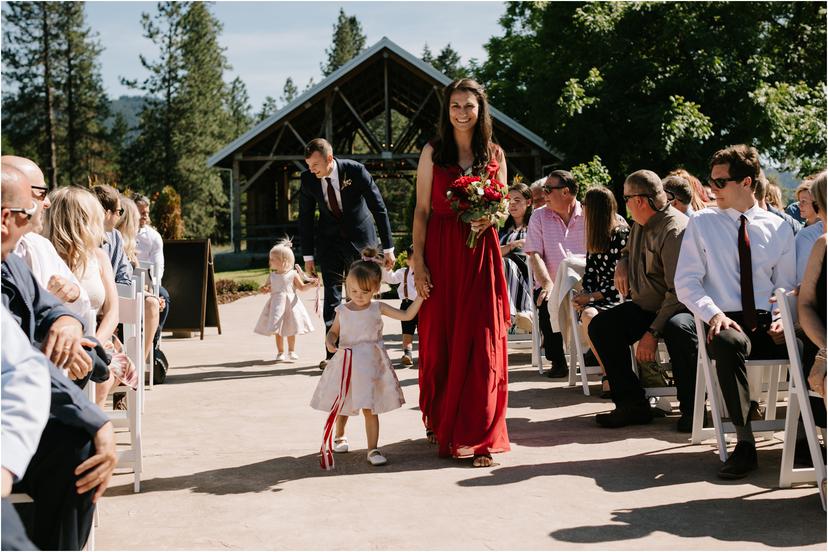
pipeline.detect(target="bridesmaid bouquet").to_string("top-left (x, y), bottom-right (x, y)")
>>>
top-left (446, 174), bottom-right (509, 248)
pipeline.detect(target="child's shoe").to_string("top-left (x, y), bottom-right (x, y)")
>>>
top-left (401, 349), bottom-right (413, 366)
top-left (333, 436), bottom-right (349, 453)
top-left (288, 351), bottom-right (299, 360)
top-left (367, 449), bottom-right (387, 466)
top-left (275, 352), bottom-right (286, 362)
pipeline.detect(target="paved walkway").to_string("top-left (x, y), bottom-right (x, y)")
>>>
top-left (98, 292), bottom-right (825, 550)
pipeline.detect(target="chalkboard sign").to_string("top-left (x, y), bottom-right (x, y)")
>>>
top-left (162, 239), bottom-right (222, 339)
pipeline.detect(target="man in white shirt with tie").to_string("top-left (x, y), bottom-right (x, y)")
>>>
top-left (676, 144), bottom-right (795, 480)
top-left (135, 195), bottom-right (170, 354)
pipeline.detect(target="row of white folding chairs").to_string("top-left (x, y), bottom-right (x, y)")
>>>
top-left (135, 260), bottom-right (161, 389)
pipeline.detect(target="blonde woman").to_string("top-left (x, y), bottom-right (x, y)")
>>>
top-left (117, 196), bottom-right (141, 266)
top-left (47, 186), bottom-right (121, 405)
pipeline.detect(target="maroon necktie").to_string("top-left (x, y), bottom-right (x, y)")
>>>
top-left (325, 177), bottom-right (342, 219)
top-left (738, 214), bottom-right (758, 331)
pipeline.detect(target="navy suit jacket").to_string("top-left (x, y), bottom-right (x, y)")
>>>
top-left (1, 254), bottom-right (107, 436)
top-left (298, 158), bottom-right (393, 260)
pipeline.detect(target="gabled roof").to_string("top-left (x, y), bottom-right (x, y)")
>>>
top-left (209, 36), bottom-right (560, 169)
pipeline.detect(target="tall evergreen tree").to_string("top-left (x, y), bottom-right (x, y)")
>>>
top-left (321, 8), bottom-right (366, 76)
top-left (433, 44), bottom-right (465, 80)
top-left (280, 76), bottom-right (299, 105)
top-left (256, 95), bottom-right (278, 123)
top-left (226, 76), bottom-right (252, 138)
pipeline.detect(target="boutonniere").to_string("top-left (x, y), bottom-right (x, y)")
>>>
top-left (341, 177), bottom-right (353, 190)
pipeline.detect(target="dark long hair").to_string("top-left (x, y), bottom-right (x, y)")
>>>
top-left (584, 186), bottom-right (621, 254)
top-left (431, 78), bottom-right (494, 174)
top-left (503, 182), bottom-right (533, 230)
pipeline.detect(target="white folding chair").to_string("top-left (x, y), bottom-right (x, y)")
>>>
top-left (134, 265), bottom-right (155, 390)
top-left (113, 276), bottom-right (144, 492)
top-left (84, 309), bottom-right (97, 404)
top-left (775, 288), bottom-right (826, 509)
top-left (527, 267), bottom-right (544, 374)
top-left (691, 313), bottom-right (789, 460)
top-left (565, 290), bottom-right (603, 394)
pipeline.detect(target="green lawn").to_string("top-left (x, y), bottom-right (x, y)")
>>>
top-left (215, 267), bottom-right (270, 287)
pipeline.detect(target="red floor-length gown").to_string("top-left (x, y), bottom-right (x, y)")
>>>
top-left (418, 154), bottom-right (511, 458)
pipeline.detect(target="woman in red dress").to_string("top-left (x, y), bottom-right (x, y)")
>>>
top-left (412, 79), bottom-right (510, 467)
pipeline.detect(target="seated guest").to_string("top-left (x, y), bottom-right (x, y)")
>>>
top-left (662, 174), bottom-right (694, 214)
top-left (117, 197), bottom-right (141, 266)
top-left (2, 305), bottom-right (50, 551)
top-left (589, 170), bottom-right (698, 431)
top-left (755, 170), bottom-right (802, 236)
top-left (795, 180), bottom-right (824, 284)
top-left (135, 195), bottom-right (170, 353)
top-left (3, 156), bottom-right (92, 320)
top-left (46, 187), bottom-right (120, 406)
top-left (796, 179), bottom-right (819, 227)
top-left (766, 180), bottom-right (785, 210)
top-left (667, 168), bottom-right (707, 212)
top-left (499, 182), bottom-right (533, 331)
top-left (529, 178), bottom-right (546, 210)
top-left (1, 167), bottom-right (117, 550)
top-left (525, 170), bottom-right (586, 378)
top-left (571, 186), bottom-right (628, 398)
top-left (676, 144), bottom-right (795, 479)
top-left (800, 172), bottom-right (827, 400)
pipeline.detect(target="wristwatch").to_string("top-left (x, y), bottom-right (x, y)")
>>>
top-left (646, 327), bottom-right (661, 339)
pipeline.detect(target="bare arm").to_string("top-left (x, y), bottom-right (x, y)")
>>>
top-left (94, 248), bottom-right (119, 343)
top-left (325, 313), bottom-right (341, 353)
top-left (293, 272), bottom-right (319, 292)
top-left (799, 236), bottom-right (826, 350)
top-left (412, 145), bottom-right (434, 299)
top-left (379, 297), bottom-right (424, 321)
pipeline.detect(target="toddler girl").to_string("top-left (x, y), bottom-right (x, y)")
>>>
top-left (254, 239), bottom-right (318, 361)
top-left (310, 247), bottom-right (423, 468)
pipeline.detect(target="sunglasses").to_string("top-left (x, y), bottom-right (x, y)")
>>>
top-left (113, 207), bottom-right (125, 216)
top-left (708, 176), bottom-right (742, 190)
top-left (542, 185), bottom-right (568, 193)
top-left (5, 200), bottom-right (38, 221)
top-left (623, 193), bottom-right (651, 203)
top-left (31, 185), bottom-right (49, 200)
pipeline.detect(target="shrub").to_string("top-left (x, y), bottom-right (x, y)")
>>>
top-left (154, 185), bottom-right (185, 240)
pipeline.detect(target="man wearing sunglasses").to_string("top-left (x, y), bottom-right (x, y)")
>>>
top-left (4, 156), bottom-right (91, 320)
top-left (676, 144), bottom-right (795, 479)
top-left (524, 169), bottom-right (587, 378)
top-left (589, 170), bottom-right (694, 430)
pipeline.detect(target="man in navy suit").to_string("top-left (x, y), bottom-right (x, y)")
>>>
top-left (299, 138), bottom-right (395, 368)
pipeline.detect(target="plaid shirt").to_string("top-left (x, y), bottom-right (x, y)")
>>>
top-left (524, 203), bottom-right (586, 288)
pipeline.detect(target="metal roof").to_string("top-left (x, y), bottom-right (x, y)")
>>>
top-left (208, 36), bottom-right (560, 168)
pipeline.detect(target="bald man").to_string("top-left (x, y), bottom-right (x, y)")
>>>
top-left (3, 156), bottom-right (91, 318)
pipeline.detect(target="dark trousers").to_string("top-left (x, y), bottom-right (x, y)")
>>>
top-left (319, 245), bottom-right (359, 358)
top-left (12, 422), bottom-right (96, 551)
top-left (589, 302), bottom-right (698, 414)
top-left (706, 311), bottom-right (788, 426)
top-left (533, 288), bottom-right (566, 366)
top-left (2, 499), bottom-right (37, 551)
top-left (153, 285), bottom-right (170, 351)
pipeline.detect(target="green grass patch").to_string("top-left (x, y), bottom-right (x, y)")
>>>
top-left (215, 267), bottom-right (270, 287)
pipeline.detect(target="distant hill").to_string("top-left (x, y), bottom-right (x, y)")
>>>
top-left (106, 95), bottom-right (147, 133)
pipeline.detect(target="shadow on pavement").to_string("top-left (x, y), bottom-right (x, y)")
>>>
top-left (549, 491), bottom-right (825, 548)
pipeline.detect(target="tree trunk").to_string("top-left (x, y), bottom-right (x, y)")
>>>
top-left (41, 5), bottom-right (58, 188)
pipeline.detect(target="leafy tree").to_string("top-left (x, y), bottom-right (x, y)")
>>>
top-left (570, 155), bottom-right (612, 201)
top-left (154, 185), bottom-right (185, 239)
top-left (321, 8), bottom-right (366, 76)
top-left (280, 76), bottom-right (298, 105)
top-left (476, 2), bottom-right (827, 179)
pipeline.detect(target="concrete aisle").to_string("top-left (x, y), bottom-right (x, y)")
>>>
top-left (97, 291), bottom-right (826, 550)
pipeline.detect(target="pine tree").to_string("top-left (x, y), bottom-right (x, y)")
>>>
top-left (321, 8), bottom-right (366, 76)
top-left (421, 43), bottom-right (434, 64)
top-left (2, 2), bottom-right (62, 187)
top-left (433, 44), bottom-right (465, 80)
top-left (280, 76), bottom-right (298, 105)
top-left (226, 76), bottom-right (252, 138)
top-left (256, 96), bottom-right (278, 122)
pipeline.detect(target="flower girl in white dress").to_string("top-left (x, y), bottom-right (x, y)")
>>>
top-left (310, 247), bottom-right (423, 468)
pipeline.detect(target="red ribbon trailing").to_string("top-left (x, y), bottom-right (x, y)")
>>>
top-left (320, 348), bottom-right (353, 470)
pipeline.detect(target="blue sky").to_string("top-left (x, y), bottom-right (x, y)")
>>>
top-left (84, 1), bottom-right (509, 108)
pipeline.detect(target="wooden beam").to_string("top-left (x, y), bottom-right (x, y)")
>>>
top-left (394, 87), bottom-right (434, 153)
top-left (337, 88), bottom-right (384, 153)
top-left (232, 156), bottom-right (241, 253)
top-left (383, 54), bottom-right (391, 149)
top-left (285, 121), bottom-right (306, 148)
top-left (325, 94), bottom-right (334, 140)
top-left (240, 125), bottom-right (287, 193)
top-left (240, 153), bottom-right (420, 162)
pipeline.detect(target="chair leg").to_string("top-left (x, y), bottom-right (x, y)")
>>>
top-left (779, 388), bottom-right (800, 488)
top-left (702, 358), bottom-right (729, 461)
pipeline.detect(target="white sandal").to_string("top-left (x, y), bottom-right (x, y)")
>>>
top-left (367, 449), bottom-right (387, 466)
top-left (332, 437), bottom-right (349, 453)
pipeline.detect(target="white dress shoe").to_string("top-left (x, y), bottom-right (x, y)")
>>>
top-left (288, 351), bottom-right (299, 360)
top-left (275, 352), bottom-right (286, 362)
top-left (367, 449), bottom-right (387, 466)
top-left (333, 437), bottom-right (349, 453)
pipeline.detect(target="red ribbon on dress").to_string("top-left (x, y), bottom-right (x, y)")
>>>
top-left (319, 347), bottom-right (353, 470)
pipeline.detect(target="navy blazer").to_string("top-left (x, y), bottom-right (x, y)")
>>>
top-left (298, 158), bottom-right (393, 259)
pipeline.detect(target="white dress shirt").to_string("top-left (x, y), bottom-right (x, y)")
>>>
top-left (13, 232), bottom-right (92, 321)
top-left (136, 224), bottom-right (165, 282)
top-left (675, 205), bottom-right (796, 323)
top-left (383, 266), bottom-right (418, 301)
top-left (795, 220), bottom-right (824, 284)
top-left (303, 164), bottom-right (394, 262)
top-left (2, 306), bottom-right (51, 481)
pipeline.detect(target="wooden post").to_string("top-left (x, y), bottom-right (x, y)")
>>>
top-left (325, 94), bottom-right (334, 142)
top-left (383, 54), bottom-right (391, 150)
top-left (232, 155), bottom-right (241, 253)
